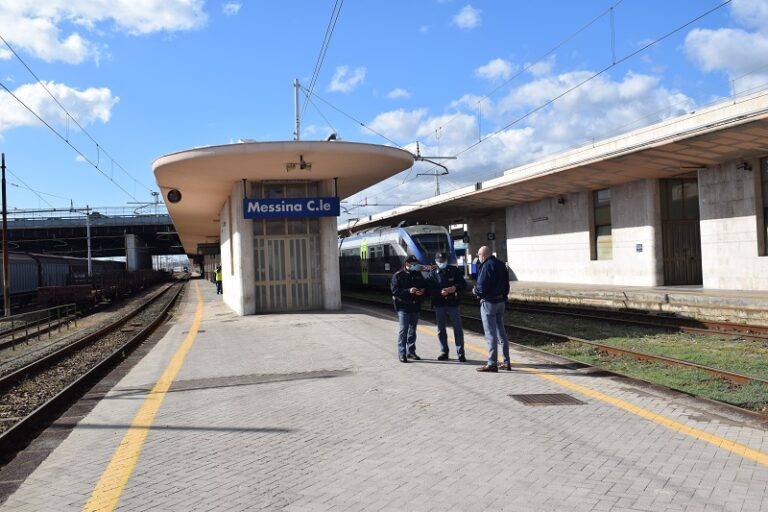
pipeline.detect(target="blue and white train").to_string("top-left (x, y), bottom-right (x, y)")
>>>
top-left (339, 225), bottom-right (455, 289)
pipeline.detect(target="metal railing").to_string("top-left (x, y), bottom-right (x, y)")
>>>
top-left (0, 303), bottom-right (78, 350)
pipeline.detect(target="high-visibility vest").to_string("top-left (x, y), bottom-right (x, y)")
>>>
top-left (215, 268), bottom-right (222, 281)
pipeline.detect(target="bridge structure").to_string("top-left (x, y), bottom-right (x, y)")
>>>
top-left (2, 205), bottom-right (183, 258)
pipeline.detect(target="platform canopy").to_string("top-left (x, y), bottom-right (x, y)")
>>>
top-left (153, 140), bottom-right (414, 253)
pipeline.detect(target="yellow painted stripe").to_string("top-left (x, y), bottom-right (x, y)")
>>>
top-left (83, 282), bottom-right (204, 512)
top-left (417, 324), bottom-right (768, 467)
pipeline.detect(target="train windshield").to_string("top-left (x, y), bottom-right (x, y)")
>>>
top-left (411, 233), bottom-right (451, 261)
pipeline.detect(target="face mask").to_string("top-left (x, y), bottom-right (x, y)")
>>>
top-left (409, 264), bottom-right (424, 272)
top-left (437, 262), bottom-right (448, 270)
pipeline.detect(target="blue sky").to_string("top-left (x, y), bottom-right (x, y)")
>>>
top-left (0, 0), bottom-right (765, 221)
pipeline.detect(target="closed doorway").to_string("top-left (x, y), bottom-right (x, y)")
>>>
top-left (661, 178), bottom-right (702, 285)
top-left (251, 182), bottom-right (323, 312)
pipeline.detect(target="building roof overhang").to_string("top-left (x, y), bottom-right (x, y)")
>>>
top-left (341, 91), bottom-right (768, 231)
top-left (153, 140), bottom-right (414, 253)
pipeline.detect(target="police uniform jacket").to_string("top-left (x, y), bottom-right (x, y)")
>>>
top-left (474, 256), bottom-right (509, 303)
top-left (390, 268), bottom-right (428, 312)
top-left (427, 265), bottom-right (466, 307)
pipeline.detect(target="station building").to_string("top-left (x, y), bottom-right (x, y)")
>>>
top-left (153, 141), bottom-right (413, 315)
top-left (341, 90), bottom-right (768, 292)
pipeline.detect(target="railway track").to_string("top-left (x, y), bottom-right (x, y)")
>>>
top-left (342, 294), bottom-right (768, 390)
top-left (0, 280), bottom-right (185, 455)
top-left (508, 302), bottom-right (768, 341)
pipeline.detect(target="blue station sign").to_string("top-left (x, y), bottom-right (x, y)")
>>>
top-left (243, 197), bottom-right (340, 219)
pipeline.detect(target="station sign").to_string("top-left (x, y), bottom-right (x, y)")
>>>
top-left (243, 197), bottom-right (340, 219)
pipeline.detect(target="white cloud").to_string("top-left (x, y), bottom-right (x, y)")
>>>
top-left (222, 3), bottom-right (241, 16)
top-left (419, 25), bottom-right (430, 33)
top-left (475, 58), bottom-right (515, 81)
top-left (0, 81), bottom-right (119, 133)
top-left (328, 65), bottom-right (367, 93)
top-left (684, 0), bottom-right (768, 95)
top-left (343, 66), bottom-right (695, 217)
top-left (386, 88), bottom-right (411, 99)
top-left (0, 1), bottom-right (207, 64)
top-left (75, 154), bottom-right (87, 163)
top-left (453, 5), bottom-right (481, 29)
top-left (367, 109), bottom-right (427, 142)
top-left (527, 55), bottom-right (556, 77)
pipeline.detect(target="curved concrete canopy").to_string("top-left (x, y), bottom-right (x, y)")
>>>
top-left (153, 140), bottom-right (414, 253)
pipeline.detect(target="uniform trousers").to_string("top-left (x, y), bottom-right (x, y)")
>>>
top-left (397, 310), bottom-right (419, 357)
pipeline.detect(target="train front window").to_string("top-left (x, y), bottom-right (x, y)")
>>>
top-left (411, 234), bottom-right (450, 261)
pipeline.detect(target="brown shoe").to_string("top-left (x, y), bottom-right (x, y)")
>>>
top-left (476, 365), bottom-right (498, 373)
top-left (499, 362), bottom-right (512, 371)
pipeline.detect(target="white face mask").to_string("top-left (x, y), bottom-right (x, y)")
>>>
top-left (437, 262), bottom-right (448, 269)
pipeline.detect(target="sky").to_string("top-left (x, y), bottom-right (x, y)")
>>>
top-left (0, 0), bottom-right (766, 223)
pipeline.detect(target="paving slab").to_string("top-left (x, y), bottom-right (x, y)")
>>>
top-left (1, 280), bottom-right (767, 511)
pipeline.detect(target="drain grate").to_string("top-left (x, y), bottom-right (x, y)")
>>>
top-left (509, 393), bottom-right (586, 406)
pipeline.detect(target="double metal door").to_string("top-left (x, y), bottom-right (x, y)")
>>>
top-left (254, 235), bottom-right (322, 312)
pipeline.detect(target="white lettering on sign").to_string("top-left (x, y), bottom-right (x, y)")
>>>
top-left (306, 199), bottom-right (332, 212)
top-left (246, 201), bottom-right (304, 214)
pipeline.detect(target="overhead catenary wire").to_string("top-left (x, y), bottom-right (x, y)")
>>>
top-left (0, 80), bottom-right (140, 202)
top-left (6, 169), bottom-right (56, 208)
top-left (301, 0), bottom-right (344, 123)
top-left (0, 31), bottom-right (155, 197)
top-left (359, 0), bottom-right (734, 206)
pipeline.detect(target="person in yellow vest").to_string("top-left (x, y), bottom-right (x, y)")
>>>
top-left (215, 265), bottom-right (223, 295)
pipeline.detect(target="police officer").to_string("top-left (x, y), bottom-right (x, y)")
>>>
top-left (427, 252), bottom-right (467, 362)
top-left (390, 255), bottom-right (427, 363)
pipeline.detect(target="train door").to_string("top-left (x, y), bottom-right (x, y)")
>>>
top-left (360, 238), bottom-right (368, 285)
top-left (252, 181), bottom-right (323, 312)
top-left (661, 178), bottom-right (702, 285)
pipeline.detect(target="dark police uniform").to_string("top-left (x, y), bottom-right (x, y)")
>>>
top-left (390, 259), bottom-right (428, 361)
top-left (427, 255), bottom-right (466, 360)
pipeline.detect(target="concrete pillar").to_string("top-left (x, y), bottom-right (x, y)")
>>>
top-left (319, 179), bottom-right (341, 310)
top-left (220, 181), bottom-right (255, 315)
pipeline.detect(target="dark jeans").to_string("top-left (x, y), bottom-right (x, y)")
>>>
top-left (216, 281), bottom-right (222, 294)
top-left (435, 305), bottom-right (465, 357)
top-left (397, 310), bottom-right (419, 357)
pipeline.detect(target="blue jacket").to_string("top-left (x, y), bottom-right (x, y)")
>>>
top-left (474, 256), bottom-right (509, 303)
top-left (427, 265), bottom-right (466, 307)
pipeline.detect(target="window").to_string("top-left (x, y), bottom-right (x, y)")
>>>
top-left (592, 188), bottom-right (612, 260)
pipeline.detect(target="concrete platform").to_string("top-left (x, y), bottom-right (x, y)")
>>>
top-left (507, 281), bottom-right (768, 325)
top-left (2, 280), bottom-right (768, 511)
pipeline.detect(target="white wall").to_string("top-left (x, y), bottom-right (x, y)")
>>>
top-left (220, 181), bottom-right (255, 315)
top-left (505, 179), bottom-right (661, 286)
top-left (699, 159), bottom-right (768, 290)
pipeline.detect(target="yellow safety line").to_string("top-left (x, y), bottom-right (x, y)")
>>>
top-left (83, 282), bottom-right (204, 512)
top-left (417, 324), bottom-right (768, 467)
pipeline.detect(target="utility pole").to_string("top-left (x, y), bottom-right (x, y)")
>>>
top-left (85, 204), bottom-right (92, 277)
top-left (293, 79), bottom-right (301, 141)
top-left (414, 141), bottom-right (456, 197)
top-left (1, 154), bottom-right (9, 317)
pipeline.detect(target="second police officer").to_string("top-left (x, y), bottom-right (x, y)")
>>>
top-left (427, 252), bottom-right (467, 362)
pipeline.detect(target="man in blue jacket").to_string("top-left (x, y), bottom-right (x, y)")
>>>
top-left (473, 246), bottom-right (510, 372)
top-left (427, 252), bottom-right (467, 362)
top-left (390, 255), bottom-right (427, 363)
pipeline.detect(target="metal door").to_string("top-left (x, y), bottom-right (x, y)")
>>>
top-left (254, 234), bottom-right (322, 312)
top-left (661, 179), bottom-right (702, 285)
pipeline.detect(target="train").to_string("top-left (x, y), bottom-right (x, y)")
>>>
top-left (339, 224), bottom-right (456, 289)
top-left (0, 252), bottom-right (166, 310)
